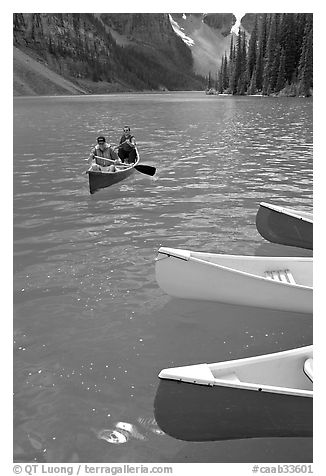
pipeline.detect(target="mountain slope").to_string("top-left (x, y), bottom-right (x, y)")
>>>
top-left (13, 46), bottom-right (88, 96)
top-left (13, 13), bottom-right (206, 96)
top-left (13, 13), bottom-right (241, 96)
top-left (170, 14), bottom-right (235, 75)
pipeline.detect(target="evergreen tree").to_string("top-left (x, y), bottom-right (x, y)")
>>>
top-left (247, 15), bottom-right (258, 81)
top-left (222, 53), bottom-right (228, 91)
top-left (298, 25), bottom-right (313, 96)
top-left (256, 13), bottom-right (268, 91)
top-left (48, 37), bottom-right (55, 56)
top-left (229, 36), bottom-right (234, 61)
top-left (228, 36), bottom-right (236, 92)
top-left (262, 14), bottom-right (278, 94)
top-left (217, 58), bottom-right (224, 93)
top-left (280, 13), bottom-right (298, 83)
top-left (231, 31), bottom-right (242, 94)
top-left (275, 48), bottom-right (286, 92)
top-left (241, 30), bottom-right (248, 91)
top-left (248, 66), bottom-right (257, 95)
top-left (207, 71), bottom-right (212, 89)
top-left (270, 42), bottom-right (281, 92)
top-left (294, 13), bottom-right (309, 70)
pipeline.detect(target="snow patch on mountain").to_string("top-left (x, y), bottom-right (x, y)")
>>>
top-left (168, 14), bottom-right (195, 47)
top-left (231, 12), bottom-right (246, 34)
top-left (168, 13), bottom-right (233, 75)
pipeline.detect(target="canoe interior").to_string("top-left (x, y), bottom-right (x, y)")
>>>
top-left (256, 203), bottom-right (313, 250)
top-left (158, 247), bottom-right (313, 288)
top-left (154, 379), bottom-right (312, 441)
top-left (179, 347), bottom-right (312, 391)
top-left (210, 355), bottom-right (312, 391)
top-left (304, 358), bottom-right (313, 382)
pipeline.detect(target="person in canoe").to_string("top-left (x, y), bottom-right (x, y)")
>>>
top-left (114, 126), bottom-right (137, 164)
top-left (88, 136), bottom-right (121, 172)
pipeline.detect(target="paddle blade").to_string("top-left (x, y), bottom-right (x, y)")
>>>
top-left (134, 164), bottom-right (156, 176)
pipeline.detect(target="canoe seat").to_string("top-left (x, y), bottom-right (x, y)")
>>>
top-left (303, 358), bottom-right (313, 382)
top-left (218, 372), bottom-right (241, 383)
top-left (264, 269), bottom-right (296, 284)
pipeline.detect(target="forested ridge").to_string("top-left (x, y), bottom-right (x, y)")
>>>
top-left (13, 13), bottom-right (313, 97)
top-left (216, 13), bottom-right (313, 97)
top-left (13, 13), bottom-right (205, 95)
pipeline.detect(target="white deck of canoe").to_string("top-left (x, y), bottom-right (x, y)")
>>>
top-left (159, 346), bottom-right (313, 398)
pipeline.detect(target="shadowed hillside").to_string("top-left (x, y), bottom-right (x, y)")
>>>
top-left (13, 13), bottom-right (207, 96)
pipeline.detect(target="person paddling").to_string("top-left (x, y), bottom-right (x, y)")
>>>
top-left (88, 136), bottom-right (121, 172)
top-left (114, 126), bottom-right (137, 164)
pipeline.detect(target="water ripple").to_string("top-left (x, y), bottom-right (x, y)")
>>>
top-left (13, 93), bottom-right (313, 463)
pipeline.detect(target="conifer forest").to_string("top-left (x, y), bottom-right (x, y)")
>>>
top-left (214, 13), bottom-right (313, 97)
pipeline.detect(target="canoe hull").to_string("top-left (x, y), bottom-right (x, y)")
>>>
top-left (154, 378), bottom-right (312, 441)
top-left (86, 151), bottom-right (139, 194)
top-left (256, 203), bottom-right (313, 250)
top-left (155, 249), bottom-right (312, 313)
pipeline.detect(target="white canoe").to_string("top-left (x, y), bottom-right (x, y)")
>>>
top-left (154, 346), bottom-right (313, 441)
top-left (155, 247), bottom-right (312, 313)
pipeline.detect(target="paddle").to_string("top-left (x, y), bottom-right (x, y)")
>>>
top-left (134, 164), bottom-right (156, 176)
top-left (93, 155), bottom-right (156, 176)
top-left (113, 142), bottom-right (156, 176)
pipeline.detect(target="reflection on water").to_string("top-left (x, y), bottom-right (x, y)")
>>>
top-left (13, 92), bottom-right (312, 463)
top-left (96, 417), bottom-right (164, 445)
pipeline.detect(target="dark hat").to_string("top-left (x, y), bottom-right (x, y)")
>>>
top-left (97, 136), bottom-right (106, 142)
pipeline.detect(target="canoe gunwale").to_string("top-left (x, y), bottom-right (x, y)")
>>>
top-left (158, 375), bottom-right (313, 398)
top-left (259, 202), bottom-right (313, 224)
top-left (156, 249), bottom-right (189, 261)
